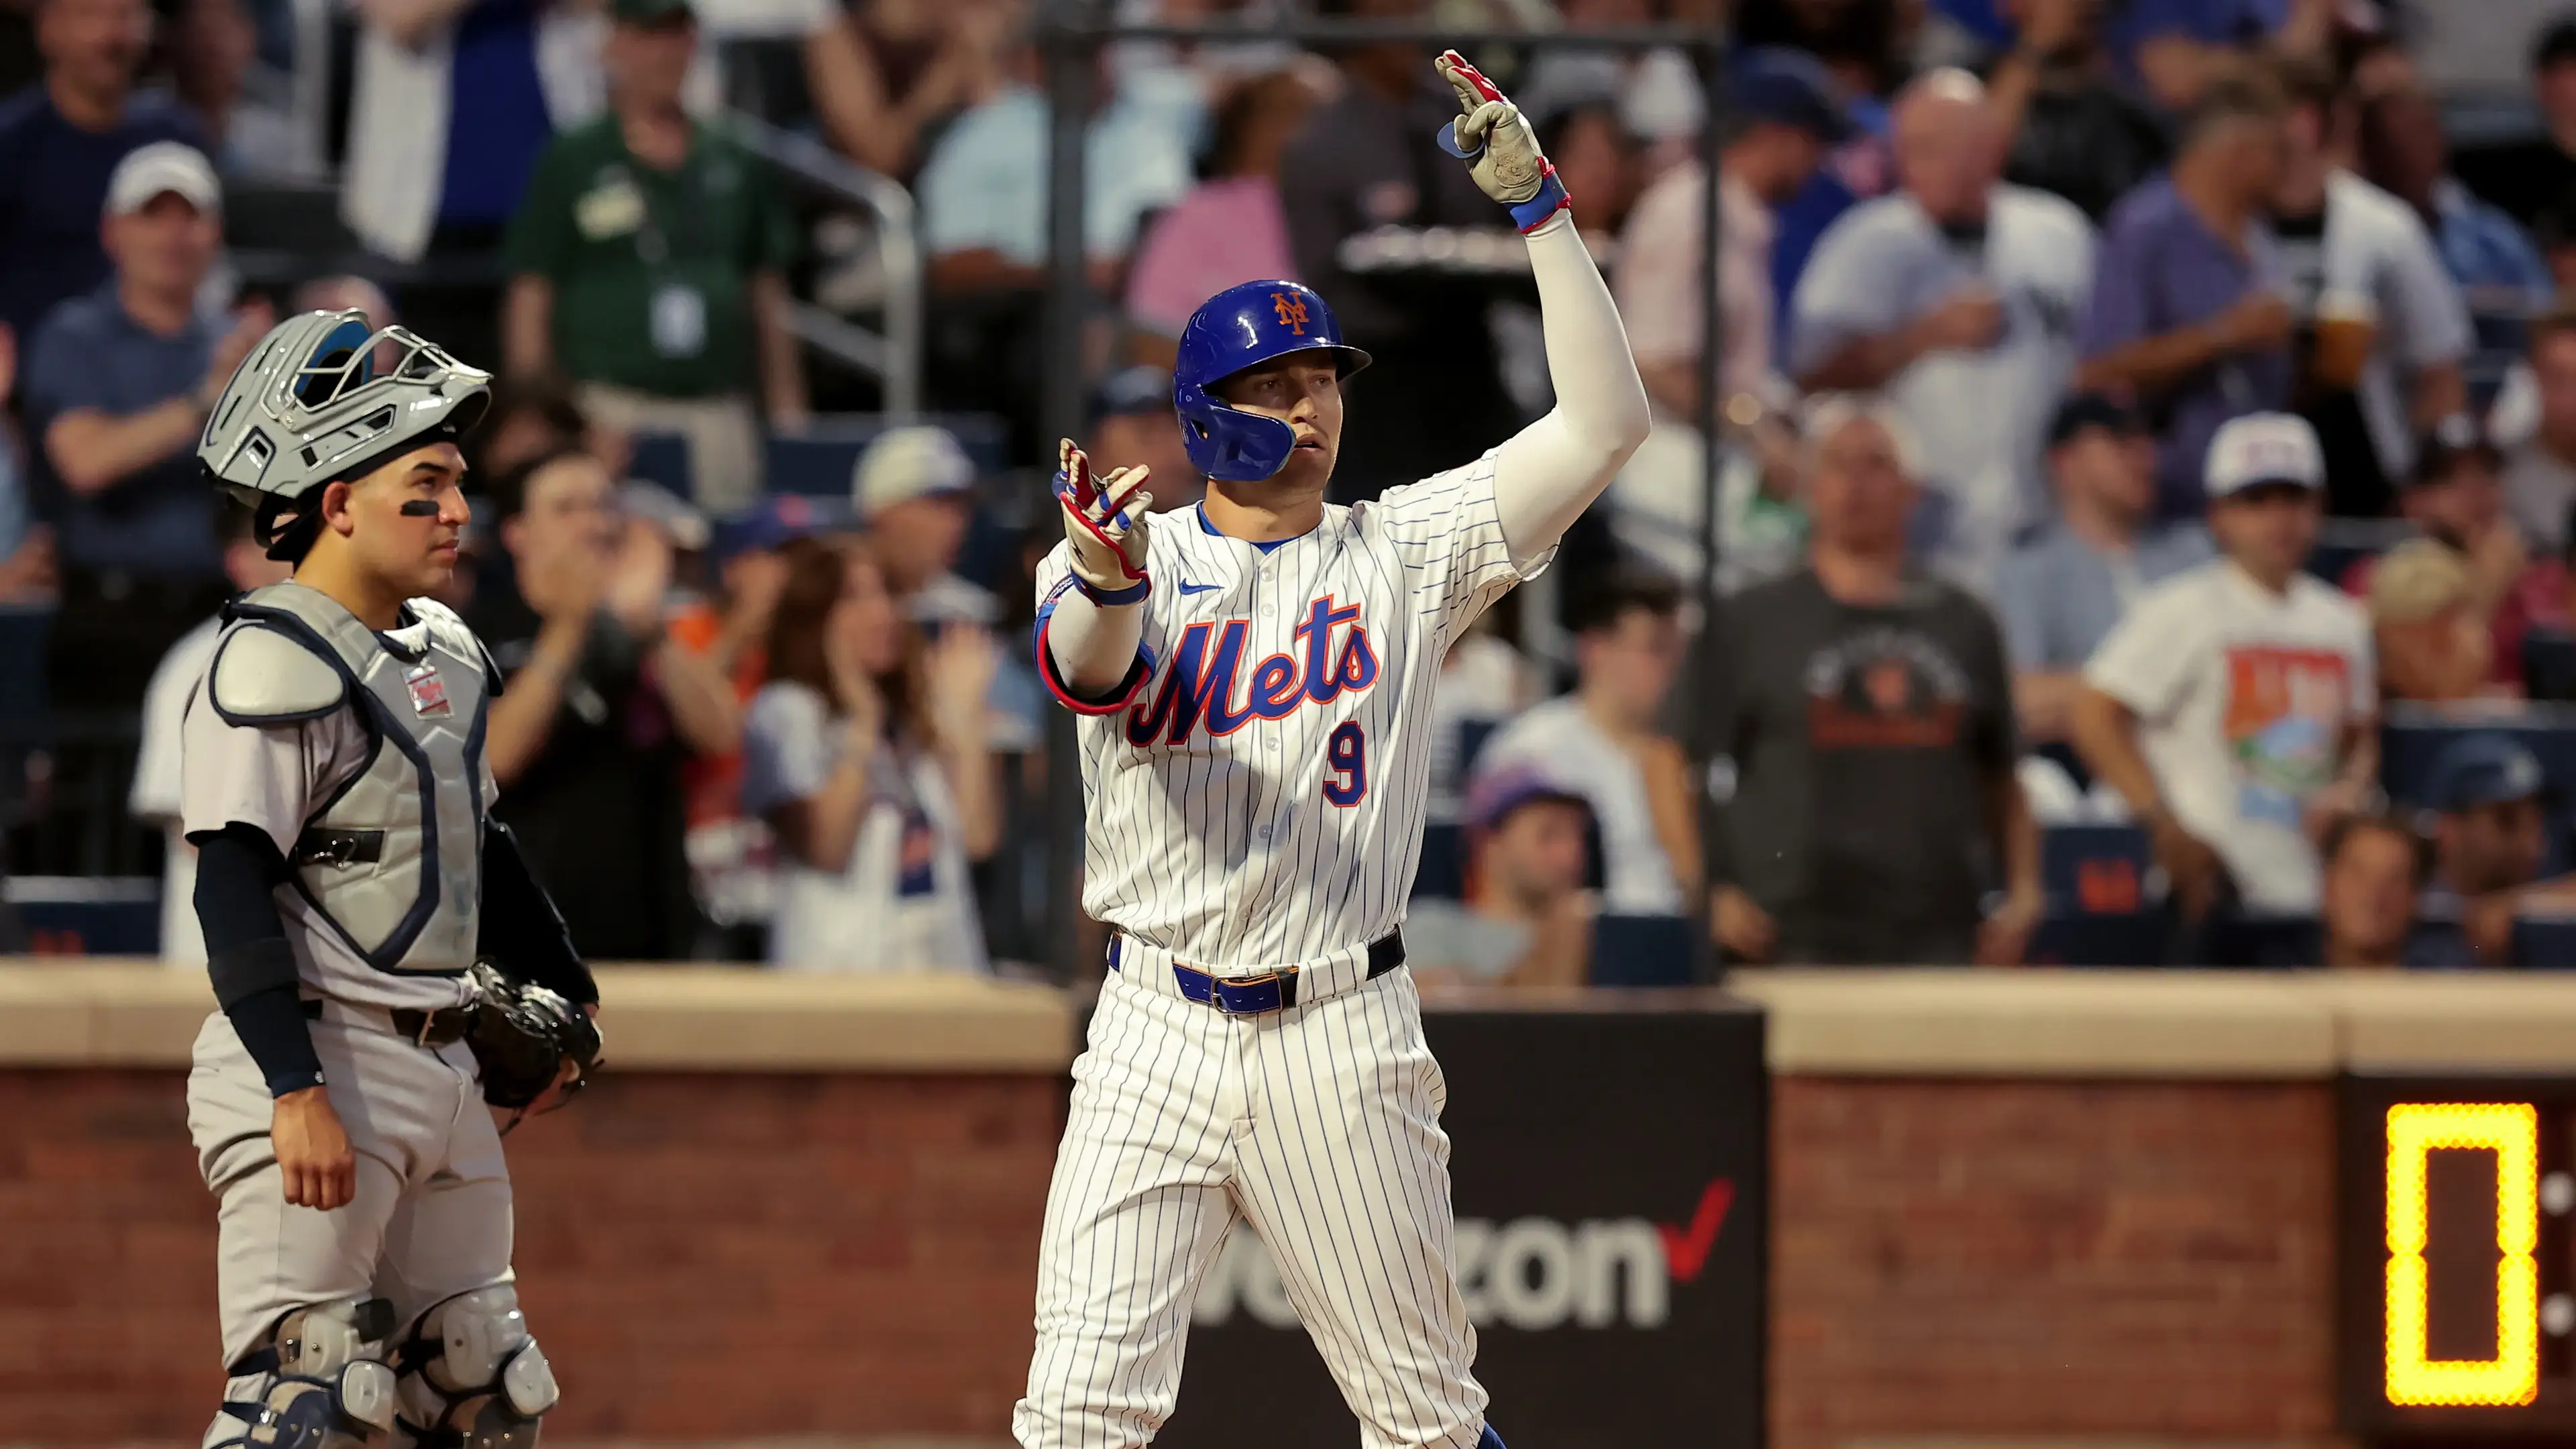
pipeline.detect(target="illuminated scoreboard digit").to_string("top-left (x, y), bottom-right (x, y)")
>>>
top-left (2340, 1081), bottom-right (2576, 1438)
top-left (2383, 1104), bottom-right (2540, 1407)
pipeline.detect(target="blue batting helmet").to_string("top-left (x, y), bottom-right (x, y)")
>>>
top-left (1172, 280), bottom-right (1371, 482)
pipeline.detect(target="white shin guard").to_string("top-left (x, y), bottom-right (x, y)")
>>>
top-left (393, 1287), bottom-right (559, 1447)
top-left (207, 1297), bottom-right (399, 1448)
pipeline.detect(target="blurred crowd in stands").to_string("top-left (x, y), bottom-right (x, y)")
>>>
top-left (11, 0), bottom-right (2576, 980)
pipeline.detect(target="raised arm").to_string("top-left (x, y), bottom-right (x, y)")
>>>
top-left (1431, 52), bottom-right (1651, 563)
top-left (1491, 214), bottom-right (1652, 563)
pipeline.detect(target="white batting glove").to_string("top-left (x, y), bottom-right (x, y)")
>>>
top-left (1054, 438), bottom-right (1154, 603)
top-left (1434, 50), bottom-right (1569, 231)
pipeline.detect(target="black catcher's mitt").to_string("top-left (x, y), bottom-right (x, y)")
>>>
top-left (465, 960), bottom-right (603, 1111)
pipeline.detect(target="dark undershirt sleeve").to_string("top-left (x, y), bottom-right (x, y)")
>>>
top-left (191, 822), bottom-right (325, 1097)
top-left (479, 819), bottom-right (599, 1007)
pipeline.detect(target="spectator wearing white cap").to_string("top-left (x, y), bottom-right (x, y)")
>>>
top-left (0, 0), bottom-right (205, 349)
top-left (2073, 411), bottom-right (2378, 929)
top-left (853, 423), bottom-right (995, 628)
top-left (21, 140), bottom-right (272, 715)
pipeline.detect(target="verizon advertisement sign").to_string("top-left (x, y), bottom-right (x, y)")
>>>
top-left (1159, 999), bottom-right (1767, 1448)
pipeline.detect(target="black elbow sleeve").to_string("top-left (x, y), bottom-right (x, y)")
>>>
top-left (193, 824), bottom-right (324, 1097)
top-left (480, 819), bottom-right (598, 1006)
top-left (195, 824), bottom-right (292, 988)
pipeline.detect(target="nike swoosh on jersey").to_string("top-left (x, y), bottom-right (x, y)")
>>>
top-left (1176, 581), bottom-right (1222, 595)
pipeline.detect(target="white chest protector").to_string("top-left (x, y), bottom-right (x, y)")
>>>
top-left (207, 582), bottom-right (498, 977)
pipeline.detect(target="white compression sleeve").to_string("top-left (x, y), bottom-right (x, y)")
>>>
top-left (1491, 212), bottom-right (1654, 564)
top-left (1046, 586), bottom-right (1149, 700)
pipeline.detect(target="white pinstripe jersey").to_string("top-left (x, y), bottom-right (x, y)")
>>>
top-left (1036, 452), bottom-right (1540, 969)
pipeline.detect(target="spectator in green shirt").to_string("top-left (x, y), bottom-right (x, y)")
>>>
top-left (500, 0), bottom-right (806, 511)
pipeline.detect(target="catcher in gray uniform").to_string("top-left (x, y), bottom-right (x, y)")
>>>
top-left (182, 310), bottom-right (602, 1448)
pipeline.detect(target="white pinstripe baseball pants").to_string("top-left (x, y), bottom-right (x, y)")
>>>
top-left (1012, 964), bottom-right (1488, 1449)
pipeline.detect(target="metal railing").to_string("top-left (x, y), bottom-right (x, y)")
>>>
top-left (724, 113), bottom-right (926, 420)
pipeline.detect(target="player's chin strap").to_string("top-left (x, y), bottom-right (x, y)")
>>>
top-left (210, 1297), bottom-right (402, 1448)
top-left (390, 1286), bottom-right (559, 1448)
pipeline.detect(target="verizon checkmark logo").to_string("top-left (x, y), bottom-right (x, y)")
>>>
top-left (1195, 1175), bottom-right (1741, 1332)
top-left (1656, 1177), bottom-right (1735, 1284)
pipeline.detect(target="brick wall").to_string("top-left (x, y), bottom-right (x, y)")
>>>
top-left (1772, 1077), bottom-right (2340, 1449)
top-left (1, 1069), bottom-right (1061, 1444)
top-left (7, 1066), bottom-right (2352, 1447)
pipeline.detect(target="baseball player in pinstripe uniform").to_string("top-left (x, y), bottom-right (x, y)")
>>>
top-left (1018, 53), bottom-right (1650, 1449)
top-left (183, 311), bottom-right (598, 1448)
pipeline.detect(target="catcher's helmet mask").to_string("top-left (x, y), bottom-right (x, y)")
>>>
top-left (199, 310), bottom-right (492, 561)
top-left (1172, 280), bottom-right (1370, 484)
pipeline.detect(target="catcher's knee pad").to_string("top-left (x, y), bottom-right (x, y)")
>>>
top-left (392, 1286), bottom-right (558, 1448)
top-left (209, 1297), bottom-right (400, 1448)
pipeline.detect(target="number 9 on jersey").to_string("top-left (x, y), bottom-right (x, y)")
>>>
top-left (1324, 722), bottom-right (1367, 807)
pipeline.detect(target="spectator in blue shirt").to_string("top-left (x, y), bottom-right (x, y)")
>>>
top-left (0, 0), bottom-right (203, 352)
top-left (918, 28), bottom-right (1191, 297)
top-left (1767, 91), bottom-right (1890, 352)
top-left (1994, 393), bottom-right (2212, 743)
top-left (2078, 65), bottom-right (2296, 517)
top-left (916, 21), bottom-right (1189, 459)
top-left (21, 142), bottom-right (267, 712)
top-left (2358, 82), bottom-right (2555, 341)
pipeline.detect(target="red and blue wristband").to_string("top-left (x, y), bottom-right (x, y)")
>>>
top-left (1078, 576), bottom-right (1151, 606)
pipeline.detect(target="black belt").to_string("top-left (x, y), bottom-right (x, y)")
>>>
top-left (301, 997), bottom-right (473, 1047)
top-left (292, 828), bottom-right (384, 867)
top-left (1110, 930), bottom-right (1405, 1016)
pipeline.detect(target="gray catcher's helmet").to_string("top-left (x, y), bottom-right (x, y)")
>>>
top-left (199, 310), bottom-right (492, 558)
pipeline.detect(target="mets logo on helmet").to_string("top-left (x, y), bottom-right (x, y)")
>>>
top-left (1271, 292), bottom-right (1309, 335)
